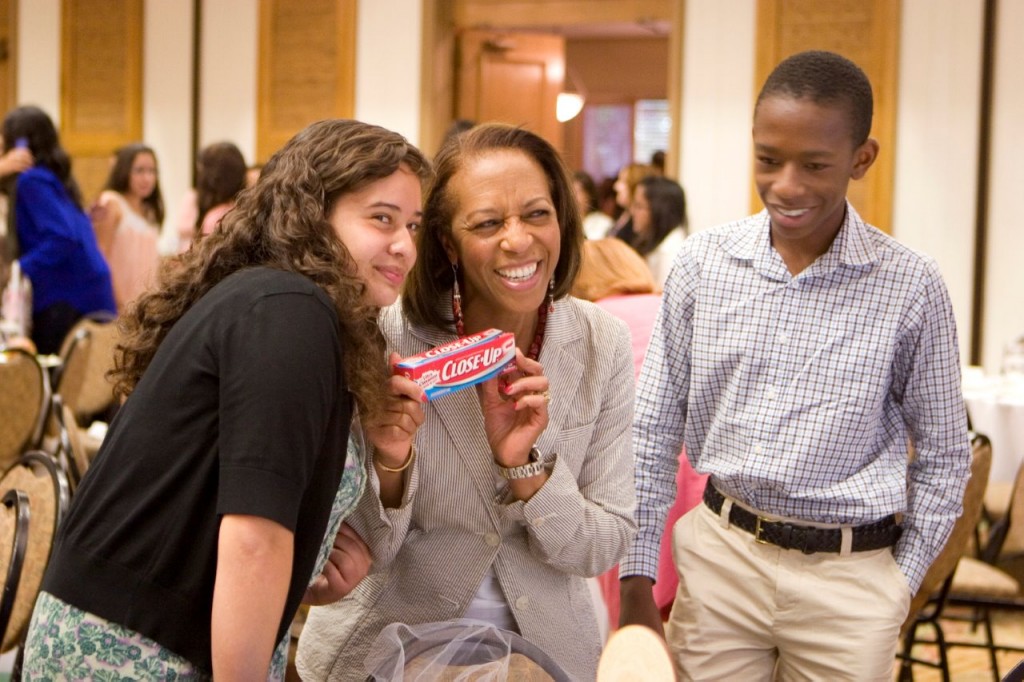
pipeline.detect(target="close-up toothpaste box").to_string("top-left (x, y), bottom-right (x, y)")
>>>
top-left (393, 328), bottom-right (516, 400)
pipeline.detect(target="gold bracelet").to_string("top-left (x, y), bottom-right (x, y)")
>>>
top-left (375, 444), bottom-right (416, 473)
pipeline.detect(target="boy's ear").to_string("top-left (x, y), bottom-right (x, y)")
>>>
top-left (851, 138), bottom-right (880, 180)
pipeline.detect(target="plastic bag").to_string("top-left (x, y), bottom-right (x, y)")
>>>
top-left (363, 618), bottom-right (573, 681)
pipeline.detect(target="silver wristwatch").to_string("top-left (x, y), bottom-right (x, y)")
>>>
top-left (498, 447), bottom-right (546, 480)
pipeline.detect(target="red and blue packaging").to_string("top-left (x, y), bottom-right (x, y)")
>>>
top-left (393, 328), bottom-right (516, 400)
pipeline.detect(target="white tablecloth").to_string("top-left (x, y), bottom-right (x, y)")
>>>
top-left (963, 368), bottom-right (1024, 484)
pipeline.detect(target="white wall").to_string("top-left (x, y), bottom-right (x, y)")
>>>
top-left (982, 0), bottom-right (1024, 372)
top-left (198, 0), bottom-right (258, 161)
top-left (15, 0), bottom-right (60, 119)
top-left (892, 0), bottom-right (984, 364)
top-left (144, 0), bottom-right (195, 253)
top-left (678, 0), bottom-right (757, 234)
top-left (355, 0), bottom-right (423, 145)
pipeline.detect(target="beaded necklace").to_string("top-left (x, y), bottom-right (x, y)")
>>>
top-left (452, 283), bottom-right (552, 362)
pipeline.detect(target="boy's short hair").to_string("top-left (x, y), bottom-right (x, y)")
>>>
top-left (756, 50), bottom-right (873, 146)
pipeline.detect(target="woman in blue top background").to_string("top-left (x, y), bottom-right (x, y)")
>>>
top-left (2, 105), bottom-right (115, 354)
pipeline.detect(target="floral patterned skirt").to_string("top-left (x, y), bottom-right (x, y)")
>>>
top-left (20, 434), bottom-right (367, 680)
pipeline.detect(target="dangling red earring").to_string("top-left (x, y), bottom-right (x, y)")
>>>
top-left (547, 277), bottom-right (555, 313)
top-left (451, 262), bottom-right (465, 336)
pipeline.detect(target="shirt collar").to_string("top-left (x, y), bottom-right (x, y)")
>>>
top-left (722, 202), bottom-right (879, 279)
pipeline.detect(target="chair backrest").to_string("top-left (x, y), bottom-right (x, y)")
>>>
top-left (998, 460), bottom-right (1024, 556)
top-left (902, 432), bottom-right (992, 632)
top-left (54, 316), bottom-right (119, 422)
top-left (0, 488), bottom-right (29, 652)
top-left (0, 451), bottom-right (70, 651)
top-left (0, 348), bottom-right (49, 471)
top-left (53, 393), bottom-right (91, 487)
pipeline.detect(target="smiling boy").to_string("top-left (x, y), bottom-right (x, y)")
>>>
top-left (618, 50), bottom-right (970, 680)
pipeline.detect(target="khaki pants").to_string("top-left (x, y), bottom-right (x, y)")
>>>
top-left (665, 502), bottom-right (910, 681)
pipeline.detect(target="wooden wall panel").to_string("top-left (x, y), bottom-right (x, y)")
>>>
top-left (755, 0), bottom-right (900, 232)
top-left (420, 0), bottom-right (457, 158)
top-left (455, 0), bottom-right (673, 28)
top-left (0, 0), bottom-right (16, 119)
top-left (256, 0), bottom-right (356, 163)
top-left (61, 0), bottom-right (143, 204)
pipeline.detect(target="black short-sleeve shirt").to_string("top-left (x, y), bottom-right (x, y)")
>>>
top-left (42, 267), bottom-right (352, 673)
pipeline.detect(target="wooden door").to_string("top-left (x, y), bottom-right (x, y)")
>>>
top-left (754, 0), bottom-right (900, 232)
top-left (256, 0), bottom-right (356, 163)
top-left (61, 0), bottom-right (143, 205)
top-left (0, 0), bottom-right (15, 119)
top-left (457, 30), bottom-right (565, 149)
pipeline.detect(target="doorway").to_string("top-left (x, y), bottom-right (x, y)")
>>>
top-left (423, 0), bottom-right (681, 190)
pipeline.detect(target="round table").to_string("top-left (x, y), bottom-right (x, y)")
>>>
top-left (963, 368), bottom-right (1024, 484)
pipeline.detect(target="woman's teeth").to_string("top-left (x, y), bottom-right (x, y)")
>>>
top-left (499, 263), bottom-right (538, 281)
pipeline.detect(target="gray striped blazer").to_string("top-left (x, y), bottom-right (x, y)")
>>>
top-left (297, 296), bottom-right (637, 681)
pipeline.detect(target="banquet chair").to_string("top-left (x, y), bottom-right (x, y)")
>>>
top-left (979, 461), bottom-right (1024, 566)
top-left (898, 431), bottom-right (992, 681)
top-left (939, 459), bottom-right (1024, 679)
top-left (52, 393), bottom-right (92, 489)
top-left (943, 558), bottom-right (1023, 680)
top-left (0, 347), bottom-right (50, 472)
top-left (0, 488), bottom-right (30, 652)
top-left (0, 451), bottom-right (70, 659)
top-left (51, 314), bottom-right (119, 426)
top-left (1002, 657), bottom-right (1024, 682)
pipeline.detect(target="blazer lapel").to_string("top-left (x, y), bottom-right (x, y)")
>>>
top-left (532, 299), bottom-right (585, 456)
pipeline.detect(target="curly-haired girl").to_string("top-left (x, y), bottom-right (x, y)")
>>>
top-left (22, 118), bottom-right (431, 680)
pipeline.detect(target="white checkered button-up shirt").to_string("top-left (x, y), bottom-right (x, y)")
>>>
top-left (622, 204), bottom-right (971, 594)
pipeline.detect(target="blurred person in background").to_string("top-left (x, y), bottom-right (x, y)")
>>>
top-left (625, 175), bottom-right (688, 287)
top-left (608, 162), bottom-right (658, 245)
top-left (573, 170), bottom-right (614, 240)
top-left (2, 105), bottom-right (114, 354)
top-left (91, 143), bottom-right (164, 311)
top-left (177, 141), bottom-right (248, 252)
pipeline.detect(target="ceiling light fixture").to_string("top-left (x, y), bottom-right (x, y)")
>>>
top-left (556, 67), bottom-right (586, 123)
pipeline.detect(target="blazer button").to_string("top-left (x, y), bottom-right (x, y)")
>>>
top-left (484, 532), bottom-right (500, 547)
top-left (530, 517), bottom-right (545, 527)
top-left (515, 595), bottom-right (530, 610)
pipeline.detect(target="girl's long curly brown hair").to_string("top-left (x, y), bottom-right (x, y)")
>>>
top-left (112, 119), bottom-right (432, 419)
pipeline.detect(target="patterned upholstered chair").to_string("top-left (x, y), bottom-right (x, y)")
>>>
top-left (52, 314), bottom-right (120, 426)
top-left (898, 431), bottom-right (992, 681)
top-left (0, 348), bottom-right (49, 472)
top-left (0, 451), bottom-right (70, 671)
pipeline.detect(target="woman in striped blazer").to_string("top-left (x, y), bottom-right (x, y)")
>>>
top-left (298, 124), bottom-right (638, 680)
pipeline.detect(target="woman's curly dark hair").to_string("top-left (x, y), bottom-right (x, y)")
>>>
top-left (112, 119), bottom-right (432, 419)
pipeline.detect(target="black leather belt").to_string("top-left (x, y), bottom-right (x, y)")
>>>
top-left (703, 485), bottom-right (902, 554)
